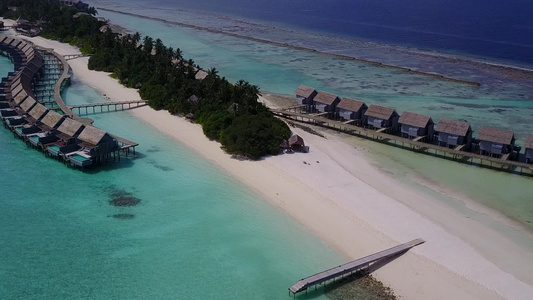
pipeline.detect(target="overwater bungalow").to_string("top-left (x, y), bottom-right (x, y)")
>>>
top-left (313, 91), bottom-right (340, 116)
top-left (336, 97), bottom-right (367, 125)
top-left (524, 134), bottom-right (533, 164)
top-left (72, 125), bottom-right (118, 166)
top-left (477, 126), bottom-right (515, 158)
top-left (364, 104), bottom-right (399, 132)
top-left (28, 110), bottom-right (65, 148)
top-left (44, 118), bottom-right (85, 158)
top-left (398, 111), bottom-right (434, 141)
top-left (55, 117), bottom-right (84, 142)
top-left (435, 119), bottom-right (472, 150)
top-left (295, 85), bottom-right (317, 112)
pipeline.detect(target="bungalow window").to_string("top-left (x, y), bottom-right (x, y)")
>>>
top-left (447, 135), bottom-right (459, 145)
top-left (408, 127), bottom-right (419, 137)
top-left (491, 143), bottom-right (503, 154)
top-left (372, 118), bottom-right (383, 128)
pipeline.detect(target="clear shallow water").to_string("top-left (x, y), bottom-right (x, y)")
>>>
top-left (1, 67), bottom-right (345, 298)
top-left (91, 7), bottom-right (533, 232)
top-left (96, 9), bottom-right (533, 143)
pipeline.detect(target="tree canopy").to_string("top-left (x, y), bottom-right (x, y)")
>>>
top-left (1, 0), bottom-right (290, 159)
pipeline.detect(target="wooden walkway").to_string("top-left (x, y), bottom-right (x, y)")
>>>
top-left (69, 100), bottom-right (148, 115)
top-left (64, 54), bottom-right (90, 60)
top-left (272, 109), bottom-right (533, 176)
top-left (289, 239), bottom-right (425, 296)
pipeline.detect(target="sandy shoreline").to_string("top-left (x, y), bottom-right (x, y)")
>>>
top-left (7, 23), bottom-right (533, 299)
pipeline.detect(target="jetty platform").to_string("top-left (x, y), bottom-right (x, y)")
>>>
top-left (289, 239), bottom-right (425, 296)
top-left (272, 109), bottom-right (533, 176)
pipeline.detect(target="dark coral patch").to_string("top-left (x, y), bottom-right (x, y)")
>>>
top-left (112, 213), bottom-right (135, 219)
top-left (110, 197), bottom-right (141, 207)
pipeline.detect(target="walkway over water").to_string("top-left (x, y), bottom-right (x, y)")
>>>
top-left (289, 239), bottom-right (425, 296)
top-left (69, 100), bottom-right (148, 115)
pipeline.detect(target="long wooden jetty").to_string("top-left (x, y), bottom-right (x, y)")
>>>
top-left (272, 109), bottom-right (533, 176)
top-left (69, 100), bottom-right (148, 115)
top-left (289, 239), bottom-right (425, 296)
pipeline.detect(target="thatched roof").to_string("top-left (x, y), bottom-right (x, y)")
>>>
top-left (337, 97), bottom-right (366, 112)
top-left (19, 96), bottom-right (36, 112)
top-left (313, 91), bottom-right (339, 105)
top-left (11, 83), bottom-right (23, 97)
top-left (195, 70), bottom-right (208, 80)
top-left (40, 110), bottom-right (63, 128)
top-left (13, 89), bottom-right (27, 104)
top-left (288, 134), bottom-right (305, 147)
top-left (399, 111), bottom-right (433, 128)
top-left (295, 85), bottom-right (316, 98)
top-left (57, 118), bottom-right (84, 137)
top-left (77, 125), bottom-right (108, 146)
top-left (364, 104), bottom-right (397, 120)
top-left (3, 37), bottom-right (14, 45)
top-left (18, 42), bottom-right (29, 51)
top-left (20, 43), bottom-right (31, 53)
top-left (525, 134), bottom-right (533, 149)
top-left (478, 126), bottom-right (514, 145)
top-left (28, 103), bottom-right (48, 120)
top-left (435, 119), bottom-right (471, 136)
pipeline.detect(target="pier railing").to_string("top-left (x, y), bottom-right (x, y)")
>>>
top-left (289, 239), bottom-right (425, 296)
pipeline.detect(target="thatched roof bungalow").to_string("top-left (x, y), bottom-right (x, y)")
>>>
top-left (295, 85), bottom-right (317, 110)
top-left (435, 119), bottom-right (472, 149)
top-left (364, 104), bottom-right (399, 131)
top-left (398, 111), bottom-right (434, 140)
top-left (313, 91), bottom-right (340, 114)
top-left (478, 126), bottom-right (515, 156)
top-left (524, 134), bottom-right (533, 164)
top-left (336, 97), bottom-right (367, 123)
top-left (40, 109), bottom-right (64, 130)
top-left (56, 117), bottom-right (84, 141)
top-left (77, 125), bottom-right (117, 152)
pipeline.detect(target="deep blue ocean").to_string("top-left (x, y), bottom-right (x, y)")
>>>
top-left (102, 0), bottom-right (533, 66)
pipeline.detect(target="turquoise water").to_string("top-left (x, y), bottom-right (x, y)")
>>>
top-left (1, 64), bottom-right (345, 298)
top-left (98, 10), bottom-right (533, 142)
top-left (92, 10), bottom-right (533, 236)
top-left (70, 153), bottom-right (90, 161)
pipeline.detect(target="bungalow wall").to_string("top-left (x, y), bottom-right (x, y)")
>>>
top-left (526, 148), bottom-right (533, 164)
top-left (296, 95), bottom-right (314, 112)
top-left (401, 124), bottom-right (434, 138)
top-left (479, 141), bottom-right (512, 155)
top-left (337, 108), bottom-right (366, 123)
top-left (367, 115), bottom-right (398, 129)
top-left (437, 132), bottom-right (472, 149)
top-left (315, 103), bottom-right (336, 114)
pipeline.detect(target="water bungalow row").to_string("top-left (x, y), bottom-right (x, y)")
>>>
top-left (0, 35), bottom-right (137, 169)
top-left (284, 85), bottom-right (533, 173)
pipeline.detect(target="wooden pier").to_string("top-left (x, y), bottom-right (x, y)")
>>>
top-left (272, 109), bottom-right (533, 176)
top-left (69, 100), bottom-right (148, 115)
top-left (289, 239), bottom-right (425, 296)
top-left (64, 54), bottom-right (90, 60)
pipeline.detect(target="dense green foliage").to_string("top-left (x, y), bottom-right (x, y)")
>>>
top-left (0, 0), bottom-right (290, 159)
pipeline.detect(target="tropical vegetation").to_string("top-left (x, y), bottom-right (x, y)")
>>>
top-left (0, 0), bottom-right (290, 159)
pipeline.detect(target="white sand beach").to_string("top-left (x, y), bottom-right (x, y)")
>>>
top-left (9, 25), bottom-right (533, 299)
